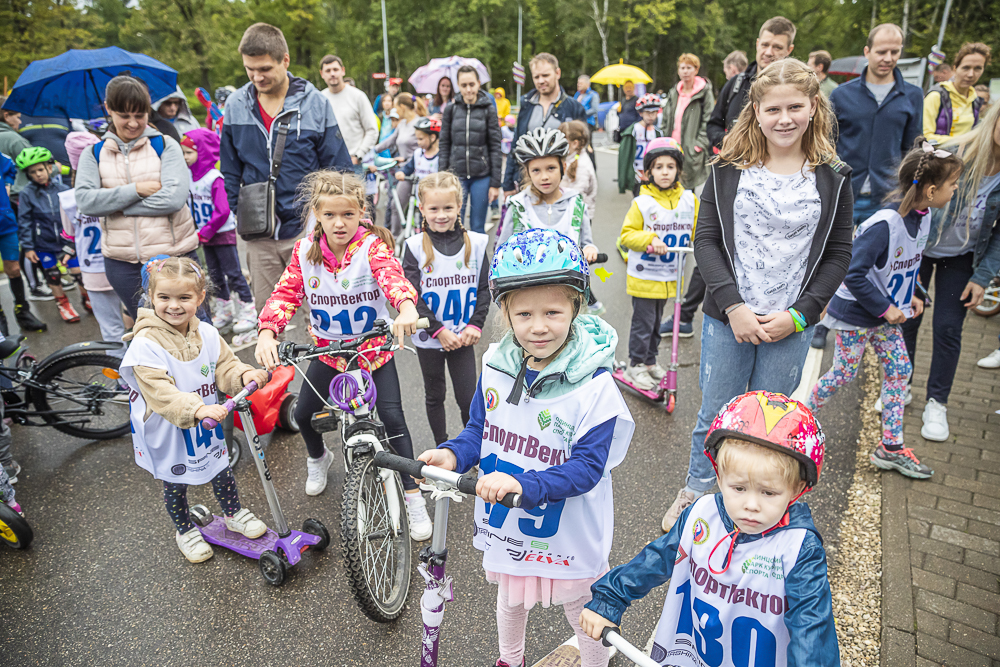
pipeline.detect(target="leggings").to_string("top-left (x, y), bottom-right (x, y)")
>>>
top-left (202, 244), bottom-right (253, 304)
top-left (415, 345), bottom-right (478, 445)
top-left (163, 466), bottom-right (241, 533)
top-left (294, 356), bottom-right (418, 490)
top-left (807, 323), bottom-right (911, 449)
top-left (496, 589), bottom-right (609, 667)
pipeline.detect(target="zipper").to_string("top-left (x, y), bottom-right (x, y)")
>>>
top-left (465, 106), bottom-right (471, 178)
top-left (797, 169), bottom-right (844, 300)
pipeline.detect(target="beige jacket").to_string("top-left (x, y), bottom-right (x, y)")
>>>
top-left (124, 308), bottom-right (253, 428)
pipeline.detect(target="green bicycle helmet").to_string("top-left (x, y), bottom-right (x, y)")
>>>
top-left (489, 228), bottom-right (590, 305)
top-left (16, 147), bottom-right (54, 171)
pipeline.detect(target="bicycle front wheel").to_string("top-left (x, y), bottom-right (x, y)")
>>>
top-left (32, 353), bottom-right (130, 440)
top-left (341, 452), bottom-right (411, 623)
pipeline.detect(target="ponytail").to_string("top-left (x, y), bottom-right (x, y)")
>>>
top-left (362, 220), bottom-right (396, 253)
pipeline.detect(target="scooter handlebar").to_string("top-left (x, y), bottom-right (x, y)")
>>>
top-left (201, 371), bottom-right (272, 430)
top-left (374, 451), bottom-right (520, 508)
top-left (600, 626), bottom-right (661, 667)
top-left (593, 253), bottom-right (609, 264)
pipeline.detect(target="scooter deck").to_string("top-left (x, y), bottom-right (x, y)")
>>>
top-left (198, 514), bottom-right (320, 564)
top-left (611, 368), bottom-right (664, 404)
top-left (530, 635), bottom-right (617, 666)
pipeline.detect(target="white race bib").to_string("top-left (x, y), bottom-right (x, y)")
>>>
top-left (189, 169), bottom-right (236, 234)
top-left (626, 192), bottom-right (695, 283)
top-left (58, 189), bottom-right (105, 273)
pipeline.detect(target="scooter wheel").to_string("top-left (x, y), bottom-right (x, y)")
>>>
top-left (190, 504), bottom-right (213, 528)
top-left (259, 550), bottom-right (286, 586)
top-left (665, 394), bottom-right (676, 414)
top-left (0, 504), bottom-right (33, 550)
top-left (302, 518), bottom-right (330, 550)
top-left (279, 393), bottom-right (300, 433)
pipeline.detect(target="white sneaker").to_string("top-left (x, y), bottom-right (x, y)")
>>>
top-left (921, 399), bottom-right (950, 442)
top-left (231, 329), bottom-right (259, 348)
top-left (647, 363), bottom-right (666, 381)
top-left (212, 298), bottom-right (234, 329)
top-left (225, 508), bottom-right (268, 539)
top-left (404, 492), bottom-right (433, 541)
top-left (305, 449), bottom-right (334, 496)
top-left (176, 528), bottom-right (214, 563)
top-left (623, 364), bottom-right (657, 391)
top-left (232, 299), bottom-right (258, 334)
top-left (977, 349), bottom-right (1000, 369)
top-left (874, 385), bottom-right (912, 412)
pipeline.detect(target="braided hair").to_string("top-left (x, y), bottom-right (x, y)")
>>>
top-left (894, 136), bottom-right (964, 214)
top-left (416, 171), bottom-right (471, 269)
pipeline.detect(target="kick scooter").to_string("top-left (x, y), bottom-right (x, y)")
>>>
top-left (613, 244), bottom-right (694, 414)
top-left (189, 374), bottom-right (329, 586)
top-left (0, 503), bottom-right (32, 550)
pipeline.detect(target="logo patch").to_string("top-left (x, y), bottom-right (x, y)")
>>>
top-left (200, 364), bottom-right (210, 377)
top-left (674, 544), bottom-right (688, 565)
top-left (895, 246), bottom-right (904, 258)
top-left (537, 409), bottom-right (552, 430)
top-left (692, 518), bottom-right (710, 545)
top-left (530, 540), bottom-right (549, 550)
top-left (484, 388), bottom-right (499, 412)
top-left (741, 554), bottom-right (785, 580)
top-left (170, 464), bottom-right (187, 476)
top-left (308, 276), bottom-right (320, 289)
top-left (423, 263), bottom-right (434, 274)
top-left (456, 260), bottom-right (463, 269)
top-left (341, 278), bottom-right (350, 289)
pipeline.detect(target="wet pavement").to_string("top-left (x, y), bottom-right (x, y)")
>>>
top-left (0, 148), bottom-right (861, 666)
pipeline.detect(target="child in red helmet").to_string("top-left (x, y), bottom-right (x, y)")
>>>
top-left (580, 391), bottom-right (840, 667)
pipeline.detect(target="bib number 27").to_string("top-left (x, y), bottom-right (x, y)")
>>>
top-left (479, 453), bottom-right (564, 539)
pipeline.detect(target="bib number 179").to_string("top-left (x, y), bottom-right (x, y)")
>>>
top-left (479, 453), bottom-right (564, 539)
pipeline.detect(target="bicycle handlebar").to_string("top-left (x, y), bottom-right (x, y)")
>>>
top-left (374, 451), bottom-right (521, 508)
top-left (593, 253), bottom-right (609, 264)
top-left (277, 317), bottom-right (429, 363)
top-left (600, 626), bottom-right (660, 667)
top-left (201, 371), bottom-right (272, 429)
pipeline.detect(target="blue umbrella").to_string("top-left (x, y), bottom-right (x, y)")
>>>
top-left (2, 47), bottom-right (178, 119)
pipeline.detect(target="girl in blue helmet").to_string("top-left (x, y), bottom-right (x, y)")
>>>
top-left (419, 228), bottom-right (635, 667)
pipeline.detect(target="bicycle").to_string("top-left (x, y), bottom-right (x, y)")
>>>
top-left (371, 157), bottom-right (420, 253)
top-left (973, 273), bottom-right (1000, 318)
top-left (0, 335), bottom-right (129, 440)
top-left (275, 317), bottom-right (428, 623)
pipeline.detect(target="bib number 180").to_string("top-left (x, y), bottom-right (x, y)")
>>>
top-left (674, 580), bottom-right (778, 667)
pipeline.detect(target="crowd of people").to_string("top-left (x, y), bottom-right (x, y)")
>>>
top-left (0, 15), bottom-right (999, 667)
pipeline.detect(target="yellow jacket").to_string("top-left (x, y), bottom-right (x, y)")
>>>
top-left (618, 183), bottom-right (699, 299)
top-left (923, 81), bottom-right (979, 145)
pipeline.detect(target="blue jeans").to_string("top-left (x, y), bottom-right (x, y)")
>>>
top-left (853, 195), bottom-right (882, 226)
top-left (685, 315), bottom-right (814, 493)
top-left (459, 176), bottom-right (491, 234)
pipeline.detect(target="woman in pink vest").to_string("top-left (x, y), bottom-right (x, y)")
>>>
top-left (75, 75), bottom-right (199, 319)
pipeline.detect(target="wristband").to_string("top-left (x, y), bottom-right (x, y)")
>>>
top-left (788, 308), bottom-right (807, 332)
top-left (724, 302), bottom-right (744, 316)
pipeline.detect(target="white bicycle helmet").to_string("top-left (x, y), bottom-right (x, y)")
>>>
top-left (513, 127), bottom-right (569, 165)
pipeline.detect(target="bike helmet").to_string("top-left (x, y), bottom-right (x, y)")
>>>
top-left (642, 137), bottom-right (685, 191)
top-left (413, 117), bottom-right (441, 135)
top-left (86, 118), bottom-right (108, 135)
top-left (214, 86), bottom-right (236, 106)
top-left (635, 93), bottom-right (662, 111)
top-left (513, 127), bottom-right (569, 165)
top-left (704, 391), bottom-right (825, 490)
top-left (15, 147), bottom-right (54, 171)
top-left (489, 229), bottom-right (590, 305)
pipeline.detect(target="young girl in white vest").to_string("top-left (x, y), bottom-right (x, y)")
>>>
top-left (401, 172), bottom-right (490, 444)
top-left (808, 140), bottom-right (963, 480)
top-left (498, 127), bottom-right (603, 314)
top-left (582, 391), bottom-right (840, 667)
top-left (396, 117), bottom-right (441, 189)
top-left (119, 257), bottom-right (270, 563)
top-left (617, 137), bottom-right (698, 391)
top-left (180, 129), bottom-right (257, 341)
top-left (253, 171), bottom-right (432, 540)
top-left (419, 229), bottom-right (635, 667)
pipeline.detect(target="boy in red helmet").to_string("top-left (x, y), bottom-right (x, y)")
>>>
top-left (580, 391), bottom-right (840, 667)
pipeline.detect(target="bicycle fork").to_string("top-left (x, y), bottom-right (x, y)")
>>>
top-left (419, 494), bottom-right (455, 667)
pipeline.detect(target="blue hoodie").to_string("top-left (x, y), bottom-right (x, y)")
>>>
top-left (18, 172), bottom-right (69, 253)
top-left (219, 74), bottom-right (353, 240)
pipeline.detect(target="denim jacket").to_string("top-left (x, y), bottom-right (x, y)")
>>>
top-left (926, 174), bottom-right (1000, 287)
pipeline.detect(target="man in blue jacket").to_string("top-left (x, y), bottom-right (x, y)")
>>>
top-left (221, 22), bottom-right (353, 322)
top-left (502, 53), bottom-right (587, 195)
top-left (575, 75), bottom-right (600, 128)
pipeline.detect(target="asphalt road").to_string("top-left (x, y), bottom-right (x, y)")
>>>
top-left (0, 147), bottom-right (861, 667)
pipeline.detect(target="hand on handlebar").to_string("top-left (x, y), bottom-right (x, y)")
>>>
top-left (392, 300), bottom-right (420, 342)
top-left (476, 471), bottom-right (523, 506)
top-left (255, 329), bottom-right (280, 370)
top-left (648, 237), bottom-right (669, 255)
top-left (241, 368), bottom-right (270, 390)
top-left (195, 403), bottom-right (228, 424)
top-left (580, 608), bottom-right (617, 642)
top-left (416, 448), bottom-right (457, 483)
top-left (583, 245), bottom-right (599, 264)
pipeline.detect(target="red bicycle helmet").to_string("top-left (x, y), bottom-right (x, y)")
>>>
top-left (635, 93), bottom-right (661, 111)
top-left (704, 391), bottom-right (825, 489)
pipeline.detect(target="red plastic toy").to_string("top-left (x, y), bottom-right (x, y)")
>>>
top-left (233, 364), bottom-right (299, 436)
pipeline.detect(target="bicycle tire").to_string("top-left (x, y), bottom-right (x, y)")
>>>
top-left (341, 451), bottom-right (411, 623)
top-left (32, 353), bottom-right (130, 440)
top-left (973, 290), bottom-right (1000, 317)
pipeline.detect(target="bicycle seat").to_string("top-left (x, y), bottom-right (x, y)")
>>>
top-left (0, 336), bottom-right (26, 361)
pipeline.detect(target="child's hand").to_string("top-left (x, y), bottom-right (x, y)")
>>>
top-left (884, 305), bottom-right (906, 325)
top-left (583, 245), bottom-right (599, 263)
top-left (649, 237), bottom-right (668, 255)
top-left (195, 404), bottom-right (228, 423)
top-left (392, 300), bottom-right (419, 342)
top-left (580, 609), bottom-right (617, 642)
top-left (368, 165), bottom-right (377, 173)
top-left (459, 326), bottom-right (481, 347)
top-left (255, 329), bottom-right (279, 370)
top-left (242, 368), bottom-right (269, 390)
top-left (24, 250), bottom-right (39, 264)
top-left (758, 310), bottom-right (795, 342)
top-left (437, 329), bottom-right (462, 351)
top-left (729, 304), bottom-right (771, 345)
top-left (476, 472), bottom-right (522, 505)
top-left (394, 171), bottom-right (405, 181)
top-left (417, 448), bottom-right (457, 472)
top-left (910, 297), bottom-right (924, 318)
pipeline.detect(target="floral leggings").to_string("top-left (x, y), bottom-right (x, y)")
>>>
top-left (808, 323), bottom-right (911, 449)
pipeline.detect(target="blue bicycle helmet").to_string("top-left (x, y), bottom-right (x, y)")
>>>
top-left (489, 229), bottom-right (590, 305)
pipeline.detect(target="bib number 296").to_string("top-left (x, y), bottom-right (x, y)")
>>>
top-left (479, 453), bottom-right (564, 539)
top-left (641, 232), bottom-right (690, 264)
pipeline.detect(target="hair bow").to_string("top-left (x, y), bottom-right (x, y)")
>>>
top-left (922, 141), bottom-right (952, 158)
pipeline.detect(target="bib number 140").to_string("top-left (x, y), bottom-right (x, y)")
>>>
top-left (675, 580), bottom-right (778, 667)
top-left (182, 422), bottom-right (224, 457)
top-left (479, 453), bottom-right (564, 539)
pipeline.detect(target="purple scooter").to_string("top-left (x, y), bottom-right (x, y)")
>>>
top-left (189, 375), bottom-right (329, 586)
top-left (612, 245), bottom-right (695, 414)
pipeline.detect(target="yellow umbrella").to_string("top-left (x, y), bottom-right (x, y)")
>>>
top-left (590, 59), bottom-right (652, 85)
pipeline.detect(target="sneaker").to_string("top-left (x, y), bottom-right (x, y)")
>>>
top-left (870, 445), bottom-right (934, 479)
top-left (874, 385), bottom-right (913, 412)
top-left (3, 460), bottom-right (21, 485)
top-left (56, 296), bottom-right (81, 323)
top-left (232, 299), bottom-right (258, 334)
top-left (494, 660), bottom-right (525, 667)
top-left (659, 317), bottom-right (694, 338)
top-left (28, 285), bottom-right (53, 301)
top-left (810, 324), bottom-right (829, 349)
top-left (231, 328), bottom-right (259, 348)
top-left (921, 399), bottom-right (950, 442)
top-left (211, 298), bottom-right (234, 329)
top-left (588, 300), bottom-right (606, 316)
top-left (14, 304), bottom-right (47, 332)
top-left (61, 274), bottom-right (77, 290)
top-left (662, 487), bottom-right (699, 533)
top-left (305, 448), bottom-right (334, 496)
top-left (647, 363), bottom-right (666, 381)
top-left (484, 220), bottom-right (497, 233)
top-left (623, 363), bottom-right (657, 391)
top-left (5, 499), bottom-right (23, 516)
top-left (176, 528), bottom-right (214, 563)
top-left (404, 492), bottom-right (433, 541)
top-left (977, 349), bottom-right (1000, 369)
top-left (225, 508), bottom-right (268, 539)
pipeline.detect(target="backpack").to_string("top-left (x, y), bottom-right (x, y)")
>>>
top-left (92, 135), bottom-right (166, 163)
top-left (929, 85), bottom-right (984, 137)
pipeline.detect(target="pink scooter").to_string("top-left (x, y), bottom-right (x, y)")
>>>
top-left (612, 245), bottom-right (695, 414)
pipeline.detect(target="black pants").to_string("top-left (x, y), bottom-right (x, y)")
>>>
top-left (105, 251), bottom-right (210, 322)
top-left (202, 244), bottom-right (252, 303)
top-left (415, 345), bottom-right (478, 445)
top-left (901, 252), bottom-right (975, 404)
top-left (629, 296), bottom-right (665, 366)
top-left (679, 264), bottom-right (707, 323)
top-left (295, 357), bottom-right (417, 490)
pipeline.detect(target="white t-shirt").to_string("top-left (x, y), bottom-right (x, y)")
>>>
top-left (320, 85), bottom-right (380, 158)
top-left (733, 165), bottom-right (822, 315)
top-left (926, 171), bottom-right (1000, 258)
